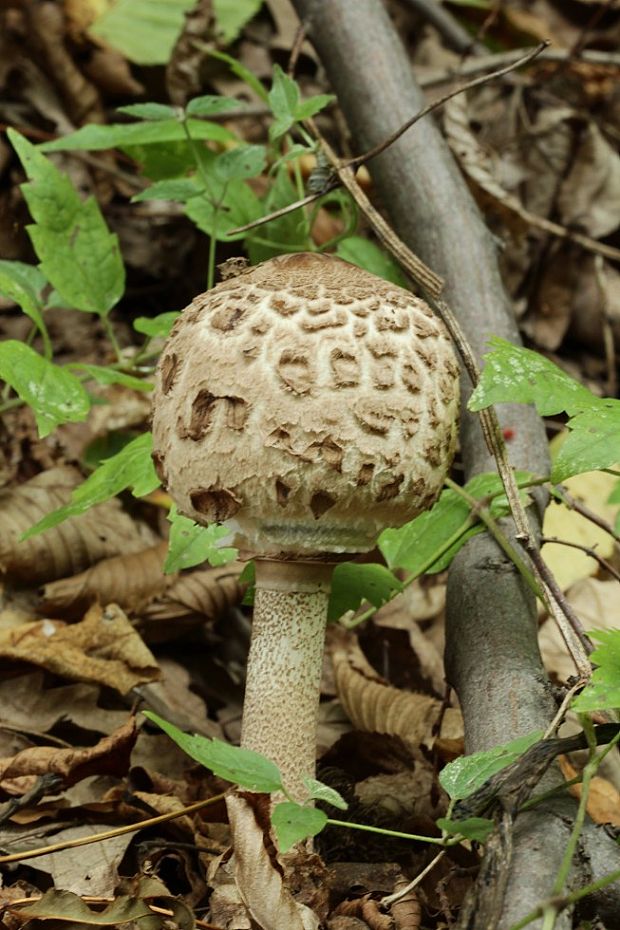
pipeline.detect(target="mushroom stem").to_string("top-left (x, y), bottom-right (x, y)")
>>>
top-left (241, 559), bottom-right (333, 801)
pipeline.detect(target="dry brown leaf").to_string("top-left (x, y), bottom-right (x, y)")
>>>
top-left (558, 122), bottom-right (620, 238)
top-left (226, 793), bottom-right (321, 930)
top-left (0, 716), bottom-right (136, 795)
top-left (332, 638), bottom-right (463, 751)
top-left (0, 602), bottom-right (160, 694)
top-left (542, 467), bottom-right (619, 591)
top-left (0, 467), bottom-right (158, 584)
top-left (570, 257), bottom-right (620, 351)
top-left (355, 768), bottom-right (448, 822)
top-left (139, 562), bottom-right (246, 640)
top-left (390, 876), bottom-right (422, 930)
top-left (0, 672), bottom-right (128, 735)
top-left (332, 896), bottom-right (392, 930)
top-left (559, 756), bottom-right (620, 827)
top-left (41, 541), bottom-right (171, 616)
top-left (539, 578), bottom-right (620, 682)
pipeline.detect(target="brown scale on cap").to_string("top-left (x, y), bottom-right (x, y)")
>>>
top-left (152, 252), bottom-right (460, 556)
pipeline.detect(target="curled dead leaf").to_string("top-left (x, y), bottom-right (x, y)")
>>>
top-left (0, 716), bottom-right (136, 796)
top-left (332, 639), bottom-right (463, 753)
top-left (559, 756), bottom-right (620, 827)
top-left (41, 541), bottom-right (171, 617)
top-left (332, 896), bottom-right (392, 930)
top-left (0, 467), bottom-right (158, 584)
top-left (0, 602), bottom-right (160, 694)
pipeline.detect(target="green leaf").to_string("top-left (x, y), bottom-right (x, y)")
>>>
top-left (89, 0), bottom-right (195, 65)
top-left (133, 312), bottom-right (180, 339)
top-left (185, 179), bottom-right (262, 241)
top-left (186, 95), bottom-right (243, 117)
top-left (213, 0), bottom-right (263, 43)
top-left (0, 261), bottom-right (50, 353)
top-left (40, 119), bottom-right (235, 153)
top-left (303, 777), bottom-right (348, 811)
top-left (295, 95), bottom-right (335, 121)
top-left (132, 177), bottom-right (204, 204)
top-left (552, 404), bottom-right (620, 482)
top-left (214, 144), bottom-right (267, 181)
top-left (572, 630), bottom-right (620, 712)
top-left (439, 731), bottom-right (543, 801)
top-left (123, 141), bottom-right (196, 181)
top-left (268, 65), bottom-right (300, 140)
top-left (336, 237), bottom-right (409, 288)
top-left (328, 562), bottom-right (402, 621)
top-left (608, 480), bottom-right (620, 504)
top-left (271, 802), bottom-right (328, 853)
top-left (436, 816), bottom-right (494, 842)
top-left (246, 166), bottom-right (310, 262)
top-left (164, 507), bottom-right (237, 573)
top-left (9, 130), bottom-right (124, 316)
top-left (69, 363), bottom-right (153, 393)
top-left (468, 337), bottom-right (597, 417)
top-left (117, 103), bottom-right (178, 121)
top-left (208, 49), bottom-right (269, 103)
top-left (22, 432), bottom-right (159, 539)
top-left (144, 712), bottom-right (284, 792)
top-left (0, 341), bottom-right (90, 438)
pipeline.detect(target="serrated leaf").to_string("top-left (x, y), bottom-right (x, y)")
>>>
top-left (303, 777), bottom-right (348, 810)
top-left (89, 0), bottom-right (195, 66)
top-left (0, 341), bottom-right (90, 438)
top-left (9, 130), bottom-right (124, 316)
top-left (40, 119), bottom-right (235, 153)
top-left (439, 731), bottom-right (543, 800)
top-left (0, 261), bottom-right (50, 353)
top-left (214, 144), bottom-right (266, 181)
top-left (468, 337), bottom-right (597, 417)
top-left (164, 506), bottom-right (237, 573)
top-left (186, 95), bottom-right (243, 117)
top-left (22, 433), bottom-right (159, 539)
top-left (213, 0), bottom-right (263, 43)
top-left (437, 816), bottom-right (494, 842)
top-left (295, 94), bottom-right (335, 121)
top-left (268, 65), bottom-right (299, 128)
top-left (117, 103), bottom-right (178, 121)
top-left (132, 177), bottom-right (203, 204)
top-left (336, 237), bottom-right (409, 287)
top-left (328, 562), bottom-right (402, 621)
top-left (552, 404), bottom-right (620, 482)
top-left (572, 630), bottom-right (620, 712)
top-left (133, 312), bottom-right (180, 338)
top-left (271, 802), bottom-right (328, 853)
top-left (144, 712), bottom-right (284, 792)
top-left (69, 364), bottom-right (153, 393)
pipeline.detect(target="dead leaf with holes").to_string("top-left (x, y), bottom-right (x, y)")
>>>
top-left (332, 636), bottom-right (463, 755)
top-left (41, 541), bottom-right (171, 617)
top-left (0, 603), bottom-right (160, 694)
top-left (0, 716), bottom-right (136, 795)
top-left (0, 467), bottom-right (158, 584)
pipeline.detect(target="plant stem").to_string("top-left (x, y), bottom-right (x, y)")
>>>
top-left (240, 559), bottom-right (333, 801)
top-left (101, 315), bottom-right (123, 363)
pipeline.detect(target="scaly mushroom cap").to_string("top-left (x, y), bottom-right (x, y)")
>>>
top-left (152, 252), bottom-right (459, 555)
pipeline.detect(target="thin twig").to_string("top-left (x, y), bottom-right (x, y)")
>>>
top-left (542, 680), bottom-right (585, 740)
top-left (381, 850), bottom-right (446, 907)
top-left (287, 22), bottom-right (307, 77)
top-left (0, 793), bottom-right (226, 864)
top-left (541, 536), bottom-right (620, 583)
top-left (401, 0), bottom-right (485, 55)
top-left (343, 43), bottom-right (548, 169)
top-left (416, 47), bottom-right (620, 90)
top-left (553, 485), bottom-right (620, 546)
top-left (594, 255), bottom-right (618, 397)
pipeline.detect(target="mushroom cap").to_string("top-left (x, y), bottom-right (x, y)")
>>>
top-left (152, 252), bottom-right (459, 555)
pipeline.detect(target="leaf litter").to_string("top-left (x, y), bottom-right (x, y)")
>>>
top-left (1, 0), bottom-right (620, 926)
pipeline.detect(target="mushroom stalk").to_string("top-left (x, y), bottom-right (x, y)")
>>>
top-left (241, 559), bottom-right (333, 801)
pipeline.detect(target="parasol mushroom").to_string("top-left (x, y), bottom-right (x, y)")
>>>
top-left (151, 251), bottom-right (460, 800)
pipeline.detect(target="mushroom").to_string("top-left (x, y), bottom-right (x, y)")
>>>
top-left (151, 252), bottom-right (460, 800)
